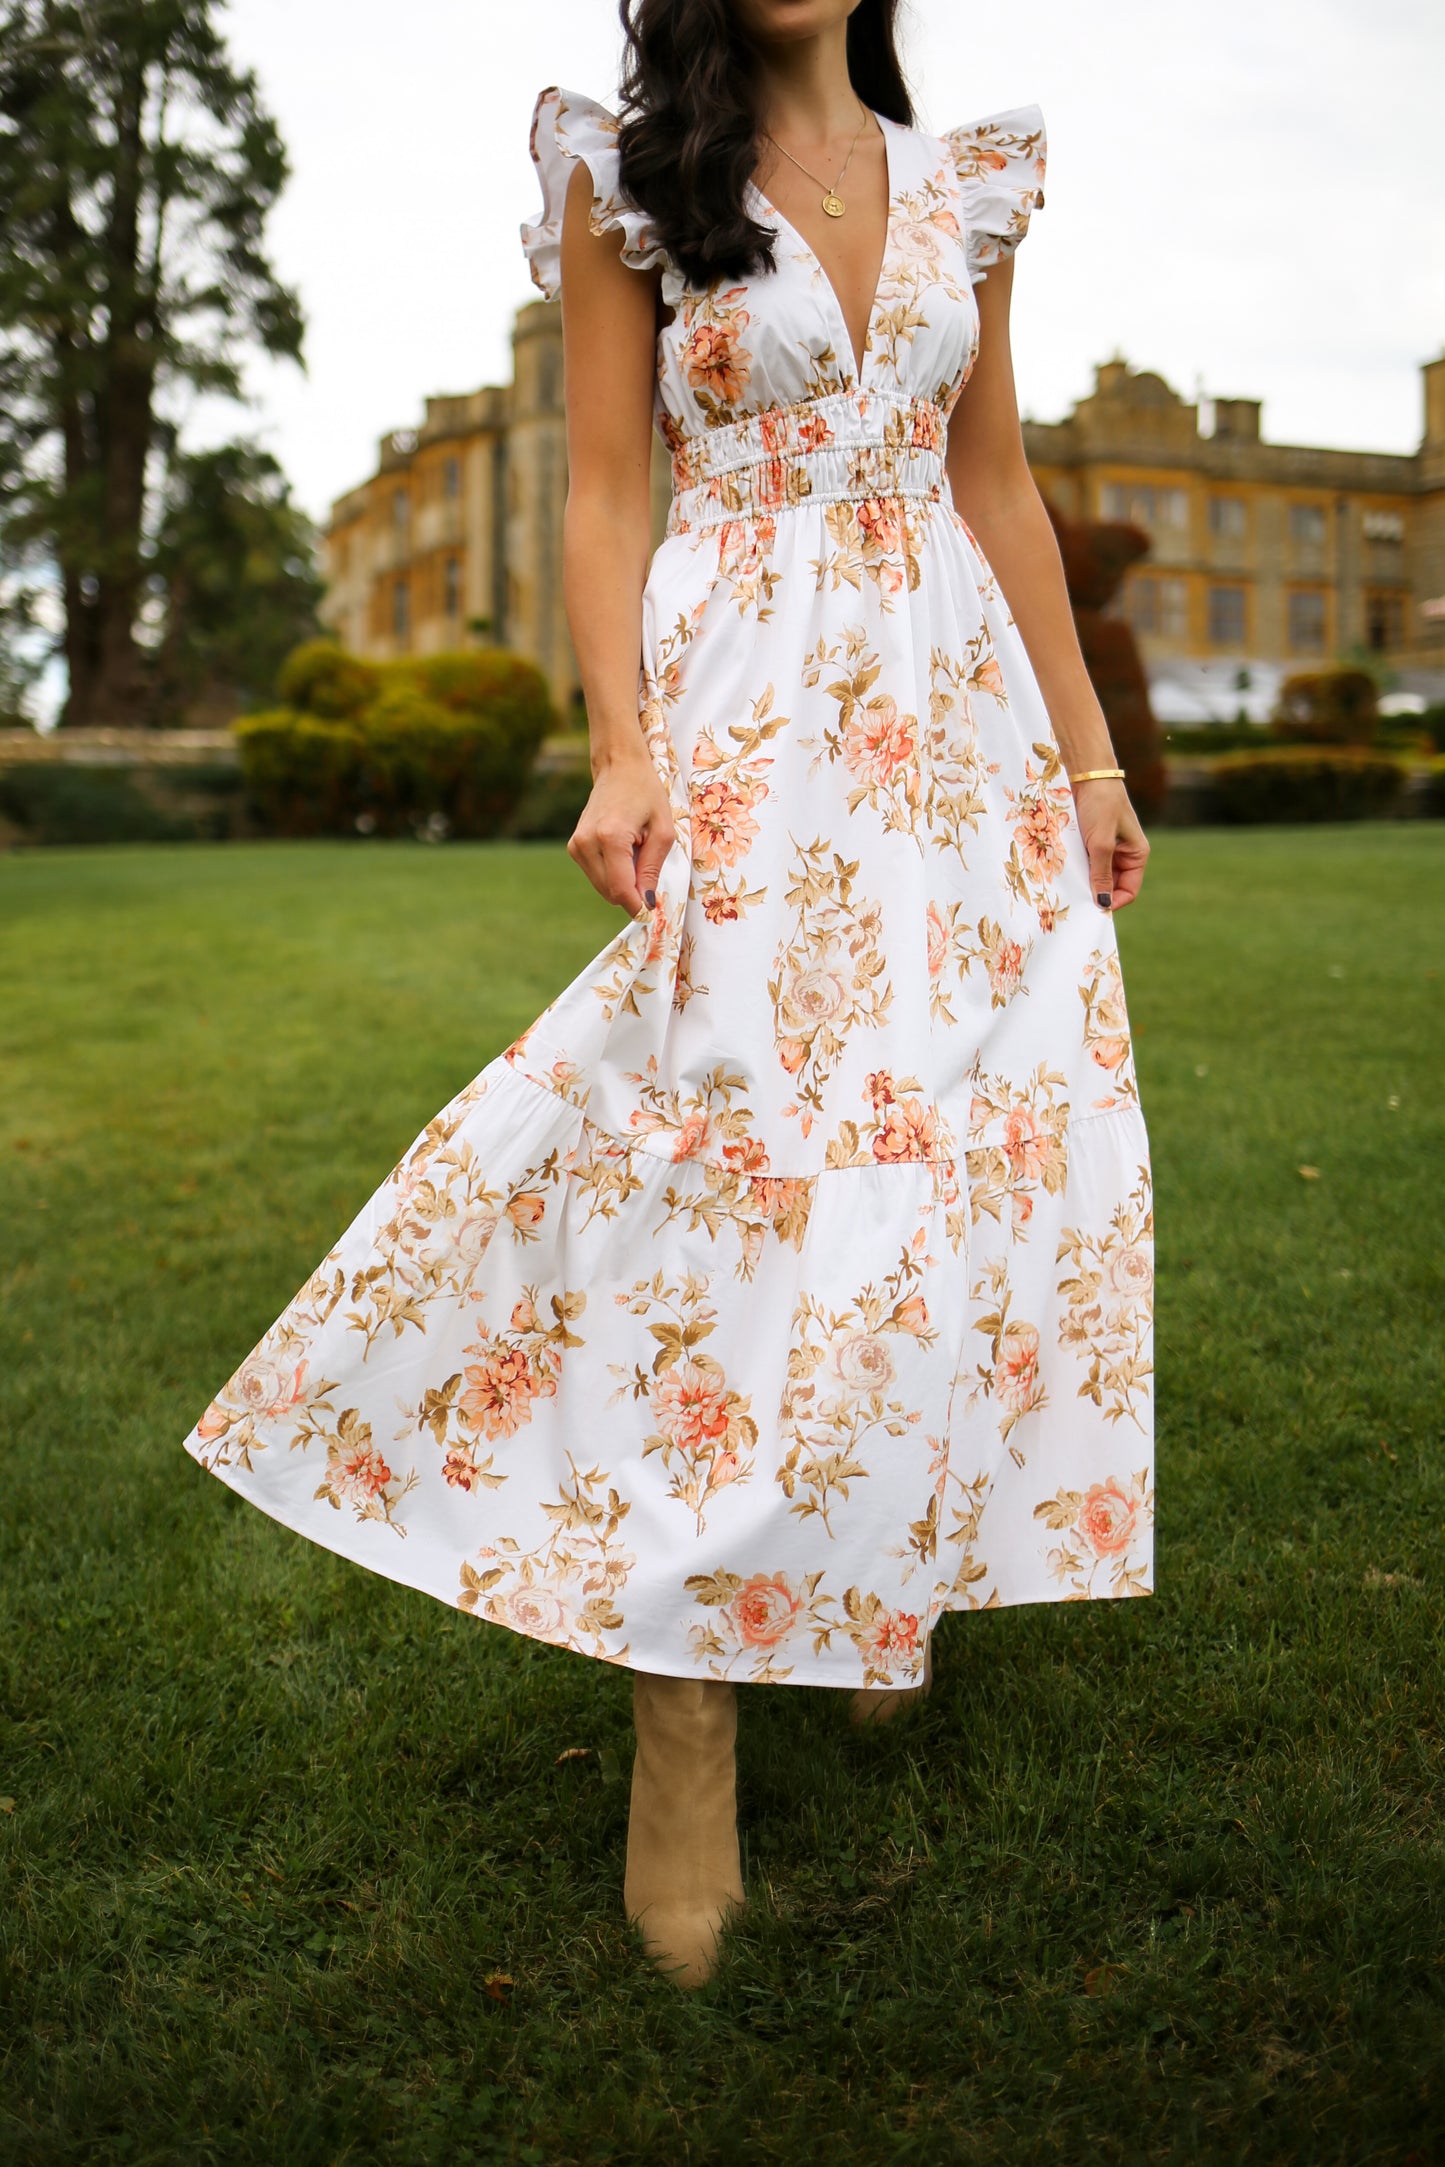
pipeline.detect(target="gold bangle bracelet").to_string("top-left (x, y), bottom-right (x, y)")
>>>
top-left (1068, 766), bottom-right (1126, 784)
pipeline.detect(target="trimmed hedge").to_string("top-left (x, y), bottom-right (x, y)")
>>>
top-left (0, 762), bottom-right (244, 845)
top-left (236, 644), bottom-right (555, 839)
top-left (1209, 748), bottom-right (1406, 824)
top-left (1273, 669), bottom-right (1379, 746)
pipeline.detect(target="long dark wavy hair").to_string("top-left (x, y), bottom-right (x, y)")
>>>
top-left (616, 0), bottom-right (913, 290)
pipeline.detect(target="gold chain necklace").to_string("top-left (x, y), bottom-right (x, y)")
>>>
top-left (764, 99), bottom-right (871, 219)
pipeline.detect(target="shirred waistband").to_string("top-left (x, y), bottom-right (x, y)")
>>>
top-left (666, 390), bottom-right (948, 536)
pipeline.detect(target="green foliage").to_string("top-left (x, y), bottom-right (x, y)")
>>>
top-left (507, 754), bottom-right (593, 841)
top-left (1418, 702), bottom-right (1445, 753)
top-left (148, 441), bottom-right (323, 723)
top-left (0, 1), bottom-right (303, 725)
top-left (1, 833), bottom-right (1444, 2159)
top-left (276, 638), bottom-right (379, 720)
top-left (1273, 668), bottom-right (1380, 746)
top-left (0, 759), bottom-right (243, 843)
top-left (236, 644), bottom-right (555, 838)
top-left (1210, 747), bottom-right (1406, 824)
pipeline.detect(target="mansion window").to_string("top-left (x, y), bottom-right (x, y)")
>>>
top-left (1125, 575), bottom-right (1188, 640)
top-left (1208, 494), bottom-right (1248, 539)
top-left (392, 487), bottom-right (409, 530)
top-left (1366, 590), bottom-right (1405, 653)
top-left (444, 456), bottom-right (462, 501)
top-left (1099, 482), bottom-right (1189, 531)
top-left (1288, 503), bottom-right (1328, 546)
top-left (392, 578), bottom-right (410, 639)
top-left (444, 554), bottom-right (461, 618)
top-left (1362, 510), bottom-right (1404, 544)
top-left (1287, 589), bottom-right (1327, 654)
top-left (1207, 584), bottom-right (1247, 647)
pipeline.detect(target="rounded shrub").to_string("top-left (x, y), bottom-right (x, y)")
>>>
top-left (275, 640), bottom-right (380, 721)
top-left (1273, 669), bottom-right (1379, 746)
top-left (1209, 747), bottom-right (1406, 824)
top-left (235, 642), bottom-right (557, 839)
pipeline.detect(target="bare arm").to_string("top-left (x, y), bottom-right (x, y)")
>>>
top-left (558, 158), bottom-right (675, 916)
top-left (945, 256), bottom-right (1149, 911)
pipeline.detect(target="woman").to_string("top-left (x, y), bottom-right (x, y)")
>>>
top-left (184, 0), bottom-right (1155, 1990)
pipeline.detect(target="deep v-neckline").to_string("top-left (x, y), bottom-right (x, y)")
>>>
top-left (747, 111), bottom-right (896, 389)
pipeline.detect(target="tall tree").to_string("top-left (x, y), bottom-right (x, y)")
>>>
top-left (149, 439), bottom-right (322, 724)
top-left (0, 0), bottom-right (302, 726)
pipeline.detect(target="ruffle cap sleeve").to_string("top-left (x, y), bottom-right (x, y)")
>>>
top-left (521, 85), bottom-right (668, 300)
top-left (942, 105), bottom-right (1047, 286)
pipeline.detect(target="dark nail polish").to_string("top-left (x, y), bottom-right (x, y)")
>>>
top-left (1096, 892), bottom-right (1112, 910)
top-left (644, 889), bottom-right (656, 908)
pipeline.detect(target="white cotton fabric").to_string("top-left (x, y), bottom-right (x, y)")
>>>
top-left (182, 88), bottom-right (1154, 1689)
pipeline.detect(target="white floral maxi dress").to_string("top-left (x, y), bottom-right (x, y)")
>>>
top-left (182, 87), bottom-right (1155, 1689)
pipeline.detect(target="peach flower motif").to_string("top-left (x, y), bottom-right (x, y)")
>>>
top-left (510, 1296), bottom-right (537, 1332)
top-left (996, 1321), bottom-right (1042, 1414)
top-left (1037, 901), bottom-right (1059, 935)
top-left (1077, 1479), bottom-right (1139, 1558)
top-left (334, 1437), bottom-right (393, 1502)
top-left (491, 1585), bottom-right (569, 1639)
top-left (895, 218), bottom-right (947, 265)
top-left (759, 408), bottom-right (789, 453)
top-left (910, 404), bottom-right (945, 450)
top-left (453, 1207), bottom-right (500, 1265)
top-left (1002, 1106), bottom-right (1049, 1180)
top-left (718, 519), bottom-right (776, 580)
top-left (861, 1607), bottom-right (920, 1664)
top-left (443, 1451), bottom-right (481, 1491)
top-left (926, 902), bottom-right (948, 980)
top-left (728, 1572), bottom-right (802, 1648)
top-left (894, 1294), bottom-right (930, 1335)
top-left (1091, 1035), bottom-right (1131, 1073)
top-left (651, 1362), bottom-right (732, 1453)
top-left (722, 1136), bottom-right (771, 1176)
top-left (671, 1112), bottom-right (712, 1163)
top-left (778, 1037), bottom-right (808, 1075)
top-left (227, 1347), bottom-right (308, 1426)
top-left (460, 1344), bottom-right (551, 1440)
top-left (986, 937), bottom-right (1026, 1004)
top-left (506, 1190), bottom-right (546, 1232)
top-left (1014, 793), bottom-right (1069, 883)
top-left (829, 1330), bottom-right (897, 1395)
top-left (682, 316), bottom-right (750, 406)
top-left (752, 1175), bottom-right (803, 1224)
top-left (691, 775), bottom-right (763, 870)
top-left (797, 411), bottom-right (834, 452)
top-left (973, 654), bottom-right (1006, 700)
top-left (703, 891), bottom-right (742, 925)
top-left (777, 945), bottom-right (850, 1041)
top-left (709, 1450), bottom-right (742, 1490)
top-left (857, 497), bottom-right (905, 555)
top-left (842, 694), bottom-right (917, 790)
top-left (1105, 1242), bottom-right (1153, 1300)
top-left (871, 1094), bottom-right (937, 1163)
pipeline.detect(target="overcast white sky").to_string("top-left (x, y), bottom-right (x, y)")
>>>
top-left (217, 0), bottom-right (1444, 525)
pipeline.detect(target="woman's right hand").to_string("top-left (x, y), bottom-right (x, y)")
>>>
top-left (567, 750), bottom-right (677, 918)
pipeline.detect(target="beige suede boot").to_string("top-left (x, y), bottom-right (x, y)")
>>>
top-left (848, 1637), bottom-right (934, 1727)
top-left (624, 1671), bottom-right (745, 1988)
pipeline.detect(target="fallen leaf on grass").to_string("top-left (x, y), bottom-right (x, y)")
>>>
top-left (0, 1797), bottom-right (15, 1814)
top-left (554, 1746), bottom-right (592, 1766)
top-left (1297, 1166), bottom-right (1321, 1180)
top-left (1084, 1963), bottom-right (1128, 1996)
top-left (483, 1972), bottom-right (515, 2002)
top-left (260, 1863), bottom-right (284, 1882)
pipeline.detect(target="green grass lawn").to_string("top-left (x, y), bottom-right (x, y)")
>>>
top-left (1, 830), bottom-right (1442, 2165)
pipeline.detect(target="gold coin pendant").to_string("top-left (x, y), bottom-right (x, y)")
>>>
top-left (821, 192), bottom-right (846, 218)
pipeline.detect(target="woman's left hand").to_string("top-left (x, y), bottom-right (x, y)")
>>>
top-left (1074, 779), bottom-right (1150, 911)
